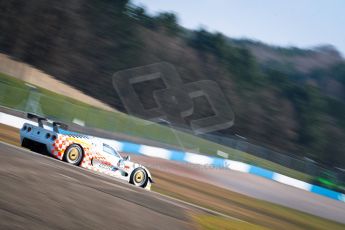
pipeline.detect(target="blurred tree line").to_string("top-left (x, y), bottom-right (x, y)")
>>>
top-left (0, 0), bottom-right (344, 168)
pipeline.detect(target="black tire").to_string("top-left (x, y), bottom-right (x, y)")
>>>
top-left (63, 144), bottom-right (83, 166)
top-left (130, 167), bottom-right (148, 188)
top-left (21, 138), bottom-right (30, 149)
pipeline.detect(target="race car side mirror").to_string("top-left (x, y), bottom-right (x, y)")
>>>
top-left (124, 155), bottom-right (130, 161)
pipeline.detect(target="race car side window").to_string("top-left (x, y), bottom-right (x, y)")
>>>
top-left (103, 143), bottom-right (121, 158)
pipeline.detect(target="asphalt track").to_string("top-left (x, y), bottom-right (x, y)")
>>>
top-left (0, 142), bottom-right (196, 230)
top-left (1, 108), bottom-right (345, 225)
top-left (131, 155), bottom-right (345, 224)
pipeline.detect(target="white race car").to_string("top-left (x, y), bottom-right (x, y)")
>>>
top-left (20, 113), bottom-right (153, 190)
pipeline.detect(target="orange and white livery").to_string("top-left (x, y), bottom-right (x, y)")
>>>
top-left (20, 113), bottom-right (153, 190)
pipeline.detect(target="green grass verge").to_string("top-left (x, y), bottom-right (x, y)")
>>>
top-left (192, 214), bottom-right (268, 230)
top-left (0, 72), bottom-right (313, 182)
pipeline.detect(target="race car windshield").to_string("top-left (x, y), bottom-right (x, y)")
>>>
top-left (103, 143), bottom-right (122, 159)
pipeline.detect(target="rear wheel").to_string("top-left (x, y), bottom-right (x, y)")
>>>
top-left (21, 138), bottom-right (31, 149)
top-left (130, 168), bottom-right (148, 188)
top-left (64, 144), bottom-right (83, 166)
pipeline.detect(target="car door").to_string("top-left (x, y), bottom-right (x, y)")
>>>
top-left (102, 143), bottom-right (122, 166)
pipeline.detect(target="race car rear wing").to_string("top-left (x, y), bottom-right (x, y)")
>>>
top-left (52, 121), bottom-right (68, 132)
top-left (27, 113), bottom-right (47, 128)
top-left (27, 113), bottom-right (68, 132)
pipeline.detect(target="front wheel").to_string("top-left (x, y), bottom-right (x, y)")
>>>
top-left (130, 168), bottom-right (148, 188)
top-left (64, 144), bottom-right (83, 166)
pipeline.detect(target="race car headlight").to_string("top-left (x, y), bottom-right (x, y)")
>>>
top-left (27, 127), bottom-right (32, 132)
top-left (46, 133), bottom-right (51, 139)
top-left (51, 135), bottom-right (57, 141)
top-left (22, 125), bottom-right (27, 131)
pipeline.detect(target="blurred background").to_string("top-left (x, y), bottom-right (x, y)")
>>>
top-left (0, 0), bottom-right (344, 191)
